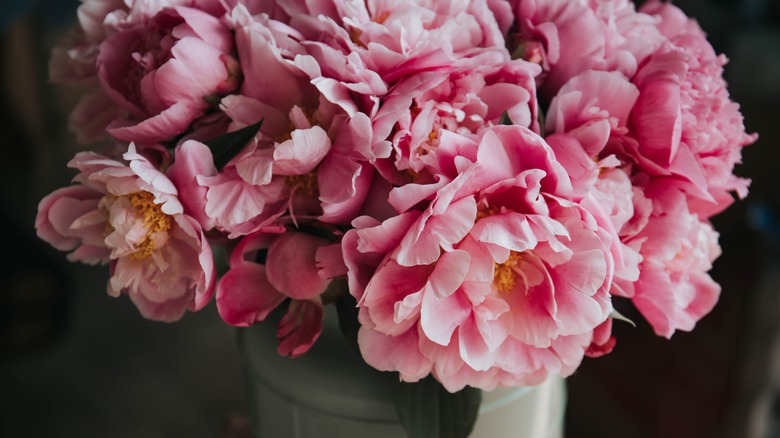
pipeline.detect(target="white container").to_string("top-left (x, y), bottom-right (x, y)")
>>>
top-left (238, 307), bottom-right (565, 437)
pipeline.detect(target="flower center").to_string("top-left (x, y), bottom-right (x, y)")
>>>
top-left (416, 128), bottom-right (441, 156)
top-left (493, 251), bottom-right (522, 293)
top-left (476, 202), bottom-right (500, 221)
top-left (286, 172), bottom-right (319, 198)
top-left (510, 36), bottom-right (544, 65)
top-left (128, 191), bottom-right (172, 260)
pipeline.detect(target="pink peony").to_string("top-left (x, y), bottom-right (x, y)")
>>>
top-left (35, 144), bottom-right (216, 322)
top-left (628, 0), bottom-right (756, 217)
top-left (378, 58), bottom-right (541, 176)
top-left (192, 7), bottom-right (390, 234)
top-left (506, 0), bottom-right (664, 98)
top-left (216, 230), bottom-right (334, 357)
top-left (96, 5), bottom-right (239, 143)
top-left (623, 181), bottom-right (722, 338)
top-left (344, 125), bottom-right (617, 391)
top-left (280, 0), bottom-right (513, 123)
top-left (37, 0), bottom-right (755, 398)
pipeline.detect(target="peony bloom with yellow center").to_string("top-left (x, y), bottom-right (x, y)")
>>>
top-left (344, 126), bottom-right (618, 392)
top-left (36, 143), bottom-right (216, 322)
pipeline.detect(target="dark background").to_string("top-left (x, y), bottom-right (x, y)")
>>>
top-left (1, 1), bottom-right (778, 437)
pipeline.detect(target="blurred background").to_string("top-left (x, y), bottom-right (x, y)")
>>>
top-left (0, 1), bottom-right (778, 437)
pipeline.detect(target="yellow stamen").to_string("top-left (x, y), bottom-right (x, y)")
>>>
top-left (274, 131), bottom-right (293, 144)
top-left (286, 172), bottom-right (319, 198)
top-left (476, 203), bottom-right (500, 221)
top-left (493, 251), bottom-right (523, 293)
top-left (128, 191), bottom-right (172, 260)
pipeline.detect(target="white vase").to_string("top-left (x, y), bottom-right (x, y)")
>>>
top-left (238, 306), bottom-right (566, 438)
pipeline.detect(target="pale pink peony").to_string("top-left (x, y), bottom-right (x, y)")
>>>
top-left (622, 181), bottom-right (722, 338)
top-left (35, 144), bottom-right (216, 322)
top-left (507, 0), bottom-right (664, 98)
top-left (628, 0), bottom-right (756, 217)
top-left (36, 185), bottom-right (110, 265)
top-left (216, 230), bottom-right (333, 357)
top-left (344, 125), bottom-right (617, 391)
top-left (542, 69), bottom-right (643, 293)
top-left (377, 58), bottom-right (541, 176)
top-left (281, 0), bottom-right (512, 124)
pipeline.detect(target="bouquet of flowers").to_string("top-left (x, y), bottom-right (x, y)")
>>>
top-left (36, 0), bottom-right (754, 436)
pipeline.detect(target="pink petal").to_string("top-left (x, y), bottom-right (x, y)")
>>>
top-left (166, 140), bottom-right (217, 229)
top-left (395, 196), bottom-right (477, 267)
top-left (236, 26), bottom-right (309, 110)
top-left (152, 37), bottom-right (229, 104)
top-left (421, 285), bottom-right (471, 346)
top-left (216, 263), bottom-right (286, 326)
top-left (129, 289), bottom-right (191, 323)
top-left (272, 125), bottom-right (331, 175)
top-left (358, 327), bottom-right (433, 382)
top-left (266, 232), bottom-right (331, 299)
top-left (458, 316), bottom-right (497, 372)
top-left (276, 299), bottom-right (324, 357)
top-left (316, 243), bottom-right (348, 279)
top-left (172, 6), bottom-right (233, 53)
top-left (108, 100), bottom-right (204, 143)
top-left (36, 185), bottom-right (101, 251)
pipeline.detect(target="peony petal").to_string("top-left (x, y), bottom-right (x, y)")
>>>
top-left (266, 232), bottom-right (331, 299)
top-left (276, 299), bottom-right (324, 357)
top-left (358, 327), bottom-right (432, 382)
top-left (216, 263), bottom-right (286, 326)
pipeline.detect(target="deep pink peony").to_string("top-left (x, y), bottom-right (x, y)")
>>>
top-left (35, 144), bottom-right (216, 322)
top-left (96, 4), bottom-right (239, 143)
top-left (216, 230), bottom-right (334, 357)
top-left (344, 125), bottom-right (617, 391)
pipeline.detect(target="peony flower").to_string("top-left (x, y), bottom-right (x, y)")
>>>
top-left (216, 230), bottom-right (336, 357)
top-left (190, 6), bottom-right (391, 235)
top-left (622, 181), bottom-right (722, 338)
top-left (627, 0), bottom-right (756, 217)
top-left (343, 125), bottom-right (617, 391)
top-left (95, 4), bottom-right (239, 143)
top-left (378, 57), bottom-right (541, 176)
top-left (35, 144), bottom-right (216, 322)
top-left (36, 0), bottom-right (755, 409)
top-left (506, 0), bottom-right (664, 98)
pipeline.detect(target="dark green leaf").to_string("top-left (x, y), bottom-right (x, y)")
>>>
top-left (393, 375), bottom-right (482, 438)
top-left (499, 111), bottom-right (513, 125)
top-left (333, 281), bottom-right (361, 356)
top-left (204, 119), bottom-right (263, 170)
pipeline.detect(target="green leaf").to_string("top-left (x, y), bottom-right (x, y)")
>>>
top-left (499, 111), bottom-right (513, 125)
top-left (333, 282), bottom-right (361, 356)
top-left (393, 375), bottom-right (482, 438)
top-left (203, 119), bottom-right (263, 170)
